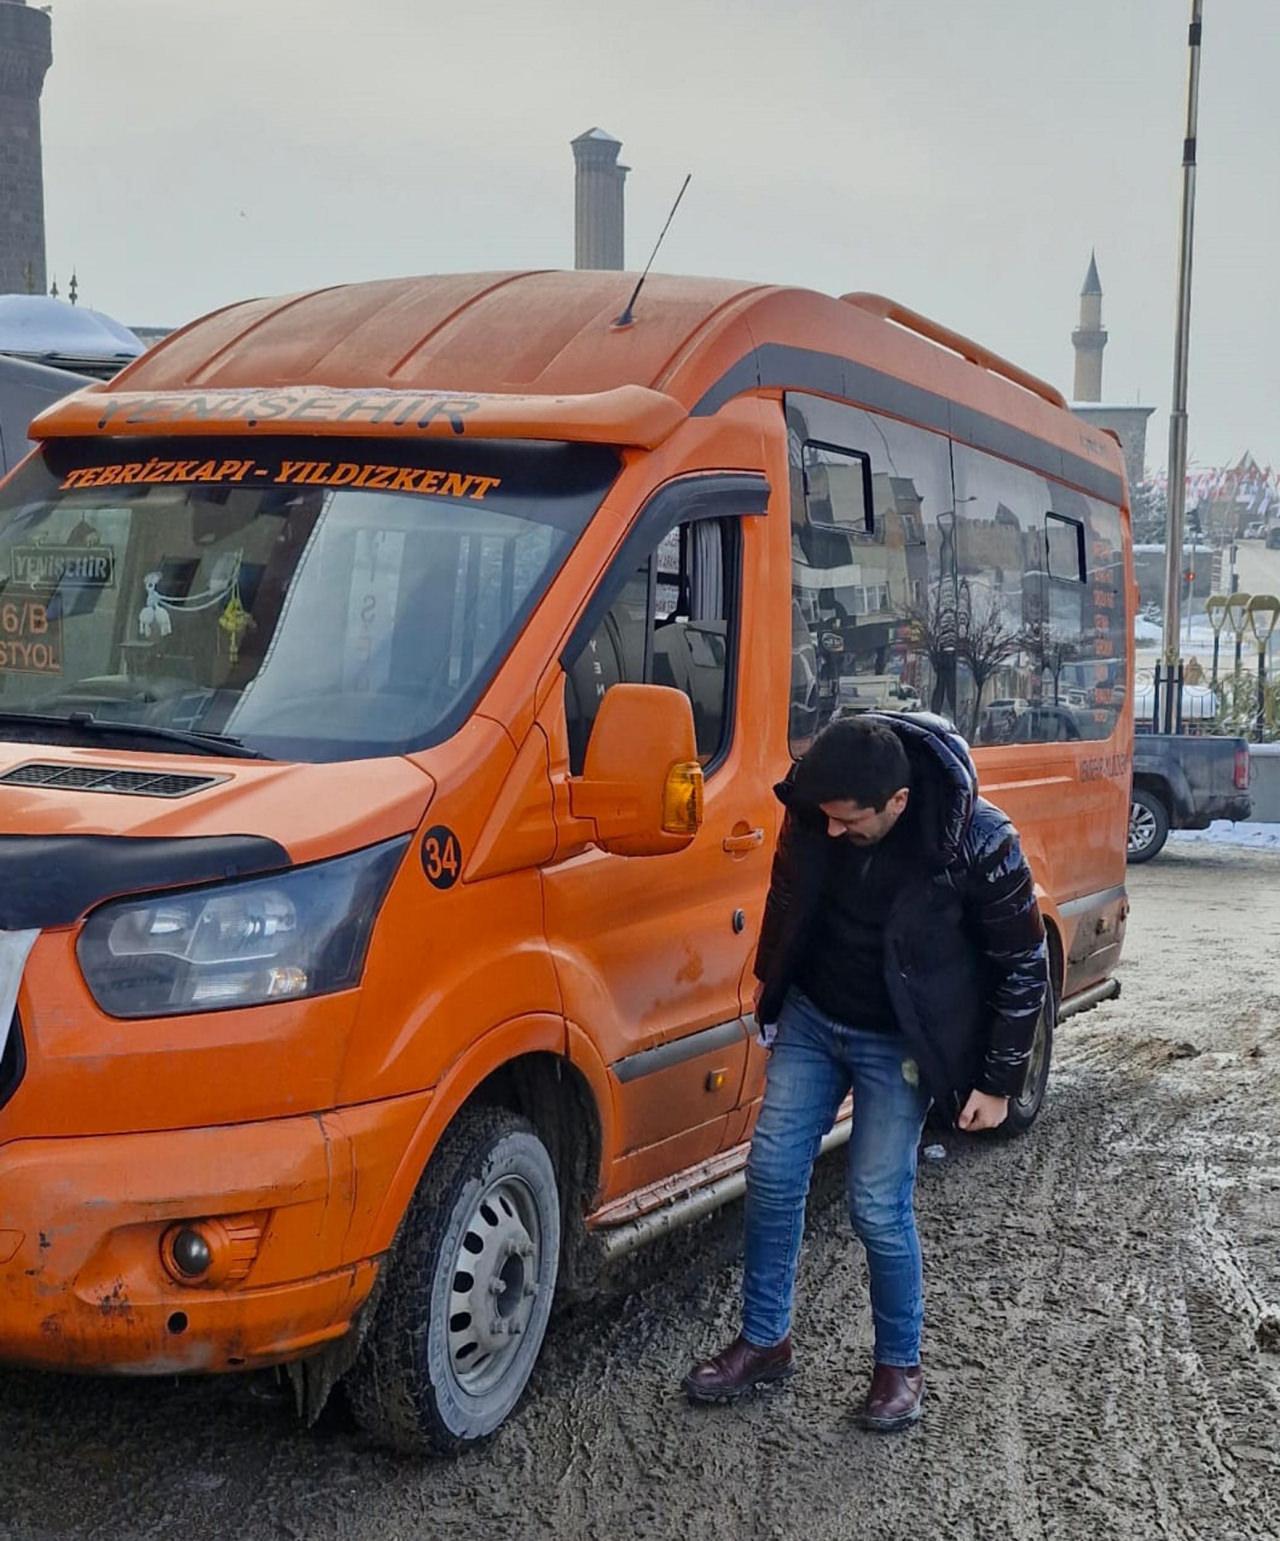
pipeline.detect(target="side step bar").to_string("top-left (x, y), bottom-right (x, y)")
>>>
top-left (1059, 977), bottom-right (1121, 1020)
top-left (597, 975), bottom-right (1121, 1263)
top-left (598, 1119), bottom-right (852, 1263)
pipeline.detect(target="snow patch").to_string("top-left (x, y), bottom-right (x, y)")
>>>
top-left (1169, 820), bottom-right (1280, 850)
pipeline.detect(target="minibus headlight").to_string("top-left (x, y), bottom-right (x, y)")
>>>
top-left (77, 836), bottom-right (410, 1018)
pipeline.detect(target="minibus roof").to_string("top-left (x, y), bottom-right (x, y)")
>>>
top-left (30, 271), bottom-right (1125, 494)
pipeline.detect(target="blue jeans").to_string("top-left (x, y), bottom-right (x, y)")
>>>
top-left (742, 989), bottom-right (932, 1366)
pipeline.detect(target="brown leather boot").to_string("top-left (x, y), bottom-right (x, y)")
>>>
top-left (682, 1334), bottom-right (795, 1403)
top-left (860, 1363), bottom-right (924, 1431)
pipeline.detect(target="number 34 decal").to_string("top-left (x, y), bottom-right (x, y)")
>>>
top-left (421, 825), bottom-right (462, 890)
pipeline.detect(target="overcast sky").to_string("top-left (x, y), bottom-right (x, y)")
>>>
top-left (39, 0), bottom-right (1279, 472)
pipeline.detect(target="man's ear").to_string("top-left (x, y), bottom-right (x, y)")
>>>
top-left (892, 787), bottom-right (911, 814)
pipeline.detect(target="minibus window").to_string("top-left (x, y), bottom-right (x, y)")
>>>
top-left (0, 436), bottom-right (619, 762)
top-left (786, 391), bottom-right (1127, 753)
top-left (787, 398), bottom-right (952, 756)
top-left (952, 448), bottom-right (1126, 745)
top-left (565, 516), bottom-right (739, 774)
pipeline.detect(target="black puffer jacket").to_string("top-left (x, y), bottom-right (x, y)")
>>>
top-left (754, 713), bottom-right (1048, 1111)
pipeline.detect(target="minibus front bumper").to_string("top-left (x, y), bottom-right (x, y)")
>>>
top-left (0, 1094), bottom-right (427, 1374)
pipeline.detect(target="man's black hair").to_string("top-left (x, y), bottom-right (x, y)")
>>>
top-left (792, 716), bottom-right (912, 811)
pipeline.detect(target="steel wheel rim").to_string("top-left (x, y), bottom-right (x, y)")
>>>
top-left (445, 1173), bottom-right (542, 1398)
top-left (1015, 1006), bottom-right (1049, 1113)
top-left (1129, 801), bottom-right (1157, 853)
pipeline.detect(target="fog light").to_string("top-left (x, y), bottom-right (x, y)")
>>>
top-left (161, 1213), bottom-right (266, 1288)
top-left (171, 1227), bottom-right (212, 1278)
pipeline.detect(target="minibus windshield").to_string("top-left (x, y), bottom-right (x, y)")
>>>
top-left (0, 435), bottom-right (619, 762)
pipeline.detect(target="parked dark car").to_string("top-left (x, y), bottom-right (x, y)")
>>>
top-left (1129, 733), bottom-right (1252, 862)
top-left (1010, 704), bottom-right (1082, 743)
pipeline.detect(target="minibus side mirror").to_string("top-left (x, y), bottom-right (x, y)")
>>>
top-left (569, 684), bottom-right (704, 857)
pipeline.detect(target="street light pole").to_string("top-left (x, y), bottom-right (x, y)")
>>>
top-left (1206, 594), bottom-right (1228, 693)
top-left (1161, 0), bottom-right (1204, 732)
top-left (1247, 597), bottom-right (1280, 741)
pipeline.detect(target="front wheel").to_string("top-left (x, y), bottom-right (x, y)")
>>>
top-left (1128, 787), bottom-right (1170, 864)
top-left (997, 984), bottom-right (1056, 1138)
top-left (344, 1106), bottom-right (561, 1455)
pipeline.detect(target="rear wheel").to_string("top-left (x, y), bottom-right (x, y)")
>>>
top-left (1128, 787), bottom-right (1170, 863)
top-left (998, 983), bottom-right (1056, 1138)
top-left (344, 1105), bottom-right (560, 1455)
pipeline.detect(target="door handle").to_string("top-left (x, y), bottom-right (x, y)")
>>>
top-left (722, 826), bottom-right (765, 855)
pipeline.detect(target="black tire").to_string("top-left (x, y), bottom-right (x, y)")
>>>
top-left (1128, 786), bottom-right (1170, 864)
top-left (344, 1105), bottom-right (560, 1455)
top-left (997, 983), bottom-right (1056, 1138)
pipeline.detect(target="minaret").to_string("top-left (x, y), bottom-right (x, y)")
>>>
top-left (1071, 251), bottom-right (1107, 403)
top-left (571, 128), bottom-right (628, 271)
top-left (1069, 252), bottom-right (1154, 494)
top-left (0, 0), bottom-right (53, 295)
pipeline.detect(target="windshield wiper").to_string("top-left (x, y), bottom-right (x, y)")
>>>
top-left (0, 710), bottom-right (268, 760)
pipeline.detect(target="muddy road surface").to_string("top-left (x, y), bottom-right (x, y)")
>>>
top-left (3, 843), bottom-right (1278, 1541)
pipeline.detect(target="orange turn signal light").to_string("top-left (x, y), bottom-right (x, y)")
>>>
top-left (662, 760), bottom-right (704, 835)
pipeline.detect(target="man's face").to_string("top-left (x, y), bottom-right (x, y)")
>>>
top-left (819, 788), bottom-right (910, 846)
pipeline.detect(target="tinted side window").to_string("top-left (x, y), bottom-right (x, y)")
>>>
top-left (1065, 491), bottom-right (1127, 742)
top-left (786, 393), bottom-right (950, 755)
top-left (785, 394), bottom-right (1127, 749)
top-left (951, 446), bottom-right (1126, 744)
top-left (565, 516), bottom-right (738, 773)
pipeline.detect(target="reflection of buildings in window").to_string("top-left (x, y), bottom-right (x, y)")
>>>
top-left (871, 474), bottom-right (930, 624)
top-left (955, 502), bottom-right (1029, 588)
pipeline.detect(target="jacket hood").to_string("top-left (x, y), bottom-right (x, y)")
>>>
top-left (776, 712), bottom-right (978, 869)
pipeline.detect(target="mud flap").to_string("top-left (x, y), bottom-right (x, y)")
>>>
top-left (286, 1264), bottom-right (388, 1426)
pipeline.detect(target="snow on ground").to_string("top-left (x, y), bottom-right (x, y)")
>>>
top-left (1133, 620), bottom-right (1222, 652)
top-left (1169, 820), bottom-right (1280, 849)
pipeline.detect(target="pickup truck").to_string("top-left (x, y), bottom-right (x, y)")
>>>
top-left (1129, 732), bottom-right (1252, 862)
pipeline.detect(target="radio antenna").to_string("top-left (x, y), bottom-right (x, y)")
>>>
top-left (613, 173), bottom-right (692, 328)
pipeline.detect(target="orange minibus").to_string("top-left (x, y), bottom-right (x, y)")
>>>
top-left (0, 272), bottom-right (1130, 1451)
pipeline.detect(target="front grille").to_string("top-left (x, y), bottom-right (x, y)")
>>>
top-left (0, 1013), bottom-right (24, 1114)
top-left (0, 763), bottom-right (223, 798)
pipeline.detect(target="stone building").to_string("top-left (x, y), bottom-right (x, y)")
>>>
top-left (0, 0), bottom-right (52, 296)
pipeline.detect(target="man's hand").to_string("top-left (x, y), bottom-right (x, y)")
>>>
top-left (957, 1090), bottom-right (1009, 1132)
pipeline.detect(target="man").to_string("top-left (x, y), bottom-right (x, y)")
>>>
top-left (683, 713), bottom-right (1047, 1430)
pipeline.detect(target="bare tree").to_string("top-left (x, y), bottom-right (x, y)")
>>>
top-left (1021, 617), bottom-right (1081, 704)
top-left (906, 585), bottom-right (1022, 737)
top-left (956, 593), bottom-right (1022, 738)
top-left (905, 582), bottom-right (959, 718)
